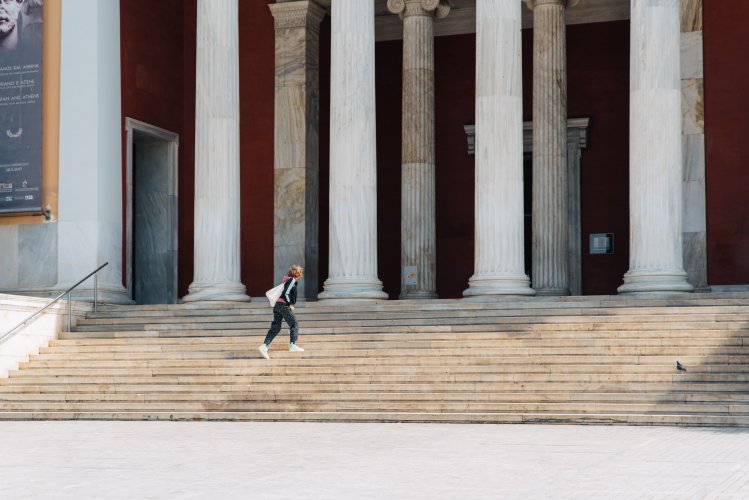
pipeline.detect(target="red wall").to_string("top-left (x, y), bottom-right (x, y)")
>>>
top-left (560, 21), bottom-right (630, 295)
top-left (238, 1), bottom-right (275, 296)
top-left (704, 1), bottom-right (749, 285)
top-left (120, 0), bottom-right (185, 289)
top-left (181, 1), bottom-right (196, 297)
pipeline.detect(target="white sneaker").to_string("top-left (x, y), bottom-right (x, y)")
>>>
top-left (258, 344), bottom-right (270, 359)
top-left (289, 344), bottom-right (305, 352)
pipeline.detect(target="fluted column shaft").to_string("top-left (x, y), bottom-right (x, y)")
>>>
top-left (388, 0), bottom-right (449, 299)
top-left (618, 0), bottom-right (693, 293)
top-left (464, 0), bottom-right (534, 297)
top-left (528, 0), bottom-right (569, 296)
top-left (184, 0), bottom-right (249, 302)
top-left (318, 0), bottom-right (387, 301)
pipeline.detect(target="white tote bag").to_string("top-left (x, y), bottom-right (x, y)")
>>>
top-left (265, 282), bottom-right (284, 307)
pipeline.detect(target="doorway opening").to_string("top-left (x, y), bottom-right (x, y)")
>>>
top-left (125, 118), bottom-right (179, 305)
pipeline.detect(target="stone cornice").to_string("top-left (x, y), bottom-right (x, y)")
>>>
top-left (269, 1), bottom-right (326, 31)
top-left (387, 0), bottom-right (451, 20)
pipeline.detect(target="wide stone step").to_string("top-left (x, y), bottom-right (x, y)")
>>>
top-left (27, 353), bottom-right (749, 369)
top-left (91, 295), bottom-right (749, 314)
top-left (58, 327), bottom-right (749, 341)
top-left (3, 372), bottom-right (748, 385)
top-left (70, 318), bottom-right (749, 332)
top-left (1, 410), bottom-right (749, 426)
top-left (40, 337), bottom-right (748, 354)
top-left (2, 390), bottom-right (748, 404)
top-left (48, 331), bottom-right (749, 347)
top-left (1, 381), bottom-right (746, 394)
top-left (75, 310), bottom-right (749, 326)
top-left (27, 346), bottom-right (749, 362)
top-left (5, 365), bottom-right (726, 378)
top-left (17, 361), bottom-right (745, 375)
top-left (1, 400), bottom-right (747, 415)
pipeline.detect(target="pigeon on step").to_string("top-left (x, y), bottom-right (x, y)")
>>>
top-left (676, 361), bottom-right (687, 372)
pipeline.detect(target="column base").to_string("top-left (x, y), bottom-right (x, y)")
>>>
top-left (399, 290), bottom-right (438, 300)
top-left (318, 278), bottom-right (389, 302)
top-left (617, 270), bottom-right (694, 294)
top-left (463, 274), bottom-right (536, 297)
top-left (182, 282), bottom-right (251, 302)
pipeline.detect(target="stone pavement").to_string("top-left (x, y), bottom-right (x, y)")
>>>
top-left (1, 422), bottom-right (748, 499)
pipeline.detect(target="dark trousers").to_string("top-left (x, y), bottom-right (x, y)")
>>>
top-left (263, 302), bottom-right (298, 345)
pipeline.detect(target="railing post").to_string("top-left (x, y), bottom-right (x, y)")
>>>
top-left (94, 273), bottom-right (98, 313)
top-left (67, 293), bottom-right (72, 333)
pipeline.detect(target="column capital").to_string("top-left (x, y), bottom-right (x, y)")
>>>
top-left (387, 0), bottom-right (451, 20)
top-left (269, 1), bottom-right (326, 30)
top-left (523, 0), bottom-right (579, 9)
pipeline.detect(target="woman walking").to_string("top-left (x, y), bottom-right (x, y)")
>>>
top-left (259, 265), bottom-right (305, 359)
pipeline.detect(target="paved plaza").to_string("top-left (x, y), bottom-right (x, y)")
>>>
top-left (1, 422), bottom-right (748, 499)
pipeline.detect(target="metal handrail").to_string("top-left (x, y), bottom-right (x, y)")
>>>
top-left (0, 262), bottom-right (109, 345)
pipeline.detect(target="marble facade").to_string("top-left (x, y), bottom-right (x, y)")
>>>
top-left (0, 0), bottom-right (717, 304)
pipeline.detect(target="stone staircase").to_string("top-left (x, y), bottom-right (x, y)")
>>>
top-left (1, 295), bottom-right (749, 425)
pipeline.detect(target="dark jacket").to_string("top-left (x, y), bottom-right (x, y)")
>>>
top-left (277, 275), bottom-right (298, 306)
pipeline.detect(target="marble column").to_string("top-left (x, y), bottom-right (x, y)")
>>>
top-left (183, 0), bottom-right (249, 302)
top-left (618, 0), bottom-right (693, 294)
top-left (318, 0), bottom-right (388, 301)
top-left (387, 0), bottom-right (450, 300)
top-left (464, 0), bottom-right (535, 298)
top-left (269, 1), bottom-right (325, 301)
top-left (525, 0), bottom-right (575, 296)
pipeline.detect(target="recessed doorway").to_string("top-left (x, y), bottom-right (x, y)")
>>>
top-left (125, 118), bottom-right (179, 305)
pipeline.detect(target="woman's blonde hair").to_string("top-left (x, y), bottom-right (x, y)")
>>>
top-left (288, 265), bottom-right (304, 278)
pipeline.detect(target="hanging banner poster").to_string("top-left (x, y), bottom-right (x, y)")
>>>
top-left (0, 0), bottom-right (43, 214)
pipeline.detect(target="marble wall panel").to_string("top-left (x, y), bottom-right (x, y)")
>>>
top-left (135, 192), bottom-right (170, 256)
top-left (18, 223), bottom-right (58, 287)
top-left (680, 31), bottom-right (703, 79)
top-left (275, 245), bottom-right (306, 282)
top-left (274, 27), bottom-right (309, 87)
top-left (274, 168), bottom-right (307, 252)
top-left (683, 231), bottom-right (707, 289)
top-left (0, 225), bottom-right (19, 288)
top-left (133, 142), bottom-right (175, 304)
top-left (682, 180), bottom-right (706, 233)
top-left (134, 143), bottom-right (170, 193)
top-left (680, 0), bottom-right (702, 32)
top-left (681, 78), bottom-right (704, 135)
top-left (274, 86), bottom-right (307, 170)
top-left (683, 134), bottom-right (705, 182)
top-left (56, 220), bottom-right (98, 286)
